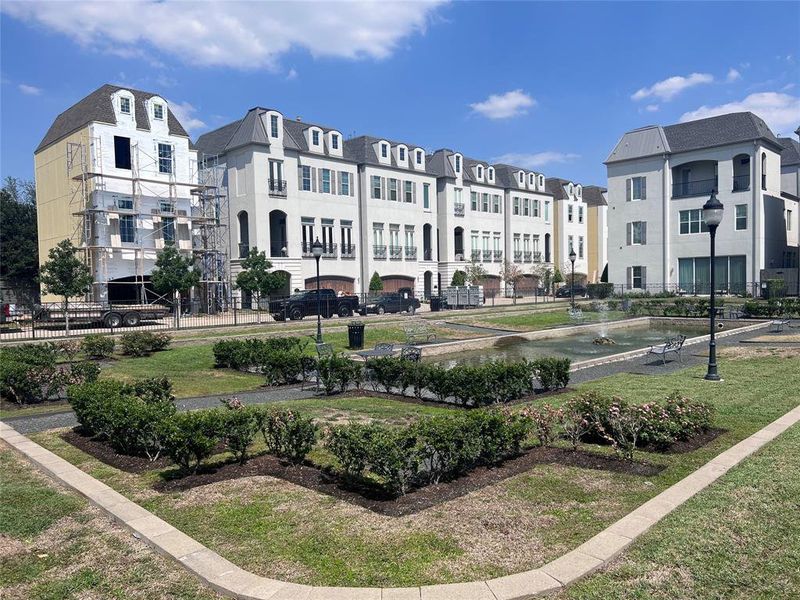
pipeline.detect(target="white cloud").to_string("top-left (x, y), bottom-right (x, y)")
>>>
top-left (167, 100), bottom-right (207, 133)
top-left (1, 1), bottom-right (445, 70)
top-left (18, 83), bottom-right (42, 95)
top-left (680, 92), bottom-right (800, 135)
top-left (726, 68), bottom-right (741, 82)
top-left (491, 151), bottom-right (580, 169)
top-left (632, 72), bottom-right (714, 102)
top-left (645, 104), bottom-right (660, 112)
top-left (470, 90), bottom-right (536, 120)
top-left (286, 68), bottom-right (298, 81)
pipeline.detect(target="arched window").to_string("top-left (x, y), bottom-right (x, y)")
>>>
top-left (238, 211), bottom-right (249, 258)
top-left (761, 152), bottom-right (767, 190)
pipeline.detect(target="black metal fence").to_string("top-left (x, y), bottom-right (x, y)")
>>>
top-left (604, 281), bottom-right (787, 299)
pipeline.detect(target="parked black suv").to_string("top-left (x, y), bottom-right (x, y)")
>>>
top-left (555, 285), bottom-right (587, 298)
top-left (360, 293), bottom-right (421, 315)
top-left (270, 289), bottom-right (360, 321)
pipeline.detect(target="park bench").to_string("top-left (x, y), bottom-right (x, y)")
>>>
top-left (404, 321), bottom-right (437, 344)
top-left (647, 334), bottom-right (686, 365)
top-left (769, 319), bottom-right (790, 333)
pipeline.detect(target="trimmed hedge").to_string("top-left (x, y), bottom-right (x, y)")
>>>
top-left (120, 331), bottom-right (172, 357)
top-left (81, 334), bottom-right (115, 359)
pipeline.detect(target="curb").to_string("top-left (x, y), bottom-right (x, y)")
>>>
top-left (2, 401), bottom-right (799, 599)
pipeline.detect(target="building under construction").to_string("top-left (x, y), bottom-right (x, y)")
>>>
top-left (33, 84), bottom-right (229, 309)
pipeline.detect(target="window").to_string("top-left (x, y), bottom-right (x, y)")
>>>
top-left (576, 185), bottom-right (582, 198)
top-left (270, 115), bottom-right (279, 138)
top-left (312, 130), bottom-right (320, 145)
top-left (238, 211), bottom-right (249, 257)
top-left (301, 166), bottom-right (311, 191)
top-left (523, 198), bottom-right (530, 216)
top-left (529, 173), bottom-right (535, 186)
top-left (331, 134), bottom-right (339, 150)
top-left (416, 150), bottom-right (423, 165)
top-left (513, 235), bottom-right (520, 254)
top-left (114, 136), bottom-right (131, 170)
top-left (539, 175), bottom-right (544, 188)
top-left (455, 155), bottom-right (461, 173)
top-left (567, 204), bottom-right (574, 222)
top-left (162, 217), bottom-right (175, 243)
top-left (454, 188), bottom-right (462, 205)
top-left (321, 169), bottom-right (331, 193)
top-left (302, 218), bottom-right (315, 252)
top-left (679, 209), bottom-right (708, 234)
top-left (120, 97), bottom-right (131, 115)
top-left (761, 153), bottom-right (767, 190)
top-left (341, 222), bottom-right (353, 253)
top-left (116, 196), bottom-right (133, 210)
top-left (735, 204), bottom-right (747, 230)
top-left (631, 266), bottom-right (644, 289)
top-left (120, 215), bottom-right (135, 243)
top-left (518, 172), bottom-right (524, 184)
top-left (492, 195), bottom-right (501, 213)
top-left (423, 183), bottom-right (430, 209)
top-left (471, 192), bottom-right (478, 211)
top-left (477, 165), bottom-right (483, 178)
top-left (381, 143), bottom-right (388, 158)
top-left (533, 199), bottom-right (540, 218)
top-left (373, 224), bottom-right (384, 247)
top-left (160, 200), bottom-right (173, 213)
top-left (339, 172), bottom-right (350, 195)
top-left (157, 143), bottom-right (172, 174)
top-left (371, 175), bottom-right (382, 199)
top-left (627, 221), bottom-right (646, 245)
top-left (405, 226), bottom-right (415, 249)
top-left (568, 235), bottom-right (574, 254)
top-left (399, 147), bottom-right (405, 161)
top-left (513, 197), bottom-right (520, 215)
top-left (568, 183), bottom-right (574, 195)
top-left (788, 210), bottom-right (793, 231)
top-left (153, 103), bottom-right (164, 121)
top-left (482, 193), bottom-right (489, 212)
top-left (404, 181), bottom-right (413, 203)
top-left (578, 205), bottom-right (584, 224)
top-left (578, 236), bottom-right (584, 259)
top-left (388, 179), bottom-right (398, 201)
top-left (627, 176), bottom-right (647, 201)
top-left (544, 201), bottom-right (550, 222)
top-left (321, 219), bottom-right (334, 252)
top-left (488, 168), bottom-right (494, 180)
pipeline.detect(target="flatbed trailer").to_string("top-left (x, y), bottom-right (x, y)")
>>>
top-left (34, 303), bottom-right (170, 328)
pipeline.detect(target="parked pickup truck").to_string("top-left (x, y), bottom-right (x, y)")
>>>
top-left (34, 303), bottom-right (170, 328)
top-left (360, 293), bottom-right (420, 316)
top-left (269, 289), bottom-right (361, 321)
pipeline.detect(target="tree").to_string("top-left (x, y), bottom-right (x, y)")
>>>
top-left (235, 247), bottom-right (286, 321)
top-left (451, 270), bottom-right (466, 287)
top-left (0, 177), bottom-right (38, 303)
top-left (531, 264), bottom-right (553, 296)
top-left (39, 239), bottom-right (93, 335)
top-left (151, 244), bottom-right (200, 318)
top-left (464, 258), bottom-right (487, 286)
top-left (368, 271), bottom-right (383, 293)
top-left (500, 260), bottom-right (525, 304)
top-left (552, 267), bottom-right (564, 295)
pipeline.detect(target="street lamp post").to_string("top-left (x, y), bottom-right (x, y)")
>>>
top-left (702, 191), bottom-right (724, 381)
top-left (311, 237), bottom-right (324, 344)
top-left (568, 248), bottom-right (577, 310)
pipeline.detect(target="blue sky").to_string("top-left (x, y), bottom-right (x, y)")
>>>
top-left (2, 1), bottom-right (798, 185)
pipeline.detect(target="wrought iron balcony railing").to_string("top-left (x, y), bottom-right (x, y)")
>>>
top-left (373, 244), bottom-right (387, 259)
top-left (672, 178), bottom-right (717, 199)
top-left (405, 246), bottom-right (417, 260)
top-left (454, 203), bottom-right (465, 217)
top-left (268, 179), bottom-right (288, 197)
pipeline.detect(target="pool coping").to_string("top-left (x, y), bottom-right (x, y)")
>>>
top-left (3, 393), bottom-right (798, 599)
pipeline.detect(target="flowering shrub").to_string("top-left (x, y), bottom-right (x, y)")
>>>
top-left (252, 407), bottom-right (317, 463)
top-left (81, 334), bottom-right (115, 359)
top-left (520, 404), bottom-right (563, 447)
top-left (120, 331), bottom-right (172, 356)
top-left (318, 354), bottom-right (363, 395)
top-left (559, 400), bottom-right (592, 451)
top-left (220, 398), bottom-right (259, 465)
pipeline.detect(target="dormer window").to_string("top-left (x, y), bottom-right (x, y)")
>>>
top-left (488, 168), bottom-right (494, 181)
top-left (120, 97), bottom-right (131, 115)
top-left (153, 103), bottom-right (164, 121)
top-left (331, 134), bottom-right (339, 150)
top-left (538, 175), bottom-right (544, 188)
top-left (455, 155), bottom-right (461, 173)
top-left (568, 183), bottom-right (574, 195)
top-left (477, 166), bottom-right (483, 178)
top-left (529, 174), bottom-right (535, 185)
top-left (518, 172), bottom-right (524, 184)
top-left (312, 130), bottom-right (320, 146)
top-left (416, 150), bottom-right (423, 165)
top-left (381, 143), bottom-right (388, 158)
top-left (576, 185), bottom-right (582, 197)
top-left (399, 147), bottom-right (405, 161)
top-left (270, 115), bottom-right (279, 138)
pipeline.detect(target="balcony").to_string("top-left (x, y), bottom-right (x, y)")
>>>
top-left (732, 175), bottom-right (750, 192)
top-left (533, 251), bottom-right (542, 263)
top-left (238, 243), bottom-right (249, 259)
top-left (454, 203), bottom-right (465, 217)
top-left (423, 248), bottom-right (433, 261)
top-left (270, 242), bottom-right (288, 258)
top-left (389, 245), bottom-right (403, 260)
top-left (341, 244), bottom-right (356, 259)
top-left (482, 250), bottom-right (492, 262)
top-left (301, 242), bottom-right (313, 258)
top-left (514, 250), bottom-right (522, 262)
top-left (322, 243), bottom-right (337, 259)
top-left (268, 179), bottom-right (287, 197)
top-left (471, 250), bottom-right (481, 261)
top-left (493, 250), bottom-right (503, 262)
top-left (405, 246), bottom-right (417, 260)
top-left (672, 178), bottom-right (717, 199)
top-left (373, 245), bottom-right (387, 260)
top-left (523, 251), bottom-right (532, 263)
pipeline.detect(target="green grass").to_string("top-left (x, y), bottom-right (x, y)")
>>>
top-left (562, 423), bottom-right (800, 599)
top-left (29, 352), bottom-right (800, 587)
top-left (472, 310), bottom-right (626, 331)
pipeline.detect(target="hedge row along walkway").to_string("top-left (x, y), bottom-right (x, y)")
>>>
top-left (3, 402), bottom-right (799, 600)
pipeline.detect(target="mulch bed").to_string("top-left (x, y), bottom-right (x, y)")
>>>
top-left (60, 429), bottom-right (172, 473)
top-left (657, 427), bottom-right (726, 454)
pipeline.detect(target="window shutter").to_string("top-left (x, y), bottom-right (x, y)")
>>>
top-left (626, 178), bottom-right (632, 202)
top-left (626, 222), bottom-right (632, 246)
top-left (350, 173), bottom-right (355, 197)
top-left (641, 222), bottom-right (647, 245)
top-left (381, 177), bottom-right (386, 199)
top-left (412, 182), bottom-right (417, 203)
top-left (298, 164), bottom-right (304, 189)
top-left (331, 171), bottom-right (337, 195)
top-left (626, 267), bottom-right (632, 290)
top-left (311, 167), bottom-right (318, 192)
top-left (317, 169), bottom-right (323, 192)
top-left (642, 266), bottom-right (647, 289)
top-left (641, 177), bottom-right (647, 200)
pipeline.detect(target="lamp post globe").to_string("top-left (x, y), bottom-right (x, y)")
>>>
top-left (311, 238), bottom-right (324, 344)
top-left (702, 191), bottom-right (724, 381)
top-left (568, 249), bottom-right (577, 310)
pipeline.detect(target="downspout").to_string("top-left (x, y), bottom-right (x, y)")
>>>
top-left (662, 154), bottom-right (670, 290)
top-left (752, 142), bottom-right (760, 291)
top-left (357, 164), bottom-right (367, 296)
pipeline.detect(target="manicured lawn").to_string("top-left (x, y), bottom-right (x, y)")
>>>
top-left (0, 446), bottom-right (218, 600)
top-left (562, 423), bottom-right (800, 599)
top-left (463, 309), bottom-right (626, 331)
top-left (30, 350), bottom-right (800, 587)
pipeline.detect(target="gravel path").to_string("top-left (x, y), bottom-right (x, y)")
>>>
top-left (3, 322), bottom-right (784, 434)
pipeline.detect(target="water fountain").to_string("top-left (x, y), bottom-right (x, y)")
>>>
top-left (592, 301), bottom-right (615, 345)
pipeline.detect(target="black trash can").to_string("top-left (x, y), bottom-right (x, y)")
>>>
top-left (430, 296), bottom-right (442, 312)
top-left (348, 321), bottom-right (365, 349)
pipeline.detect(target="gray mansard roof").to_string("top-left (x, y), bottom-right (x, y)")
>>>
top-left (606, 112), bottom-right (783, 164)
top-left (778, 137), bottom-right (800, 167)
top-left (582, 185), bottom-right (608, 206)
top-left (343, 135), bottom-right (430, 171)
top-left (36, 84), bottom-right (192, 153)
